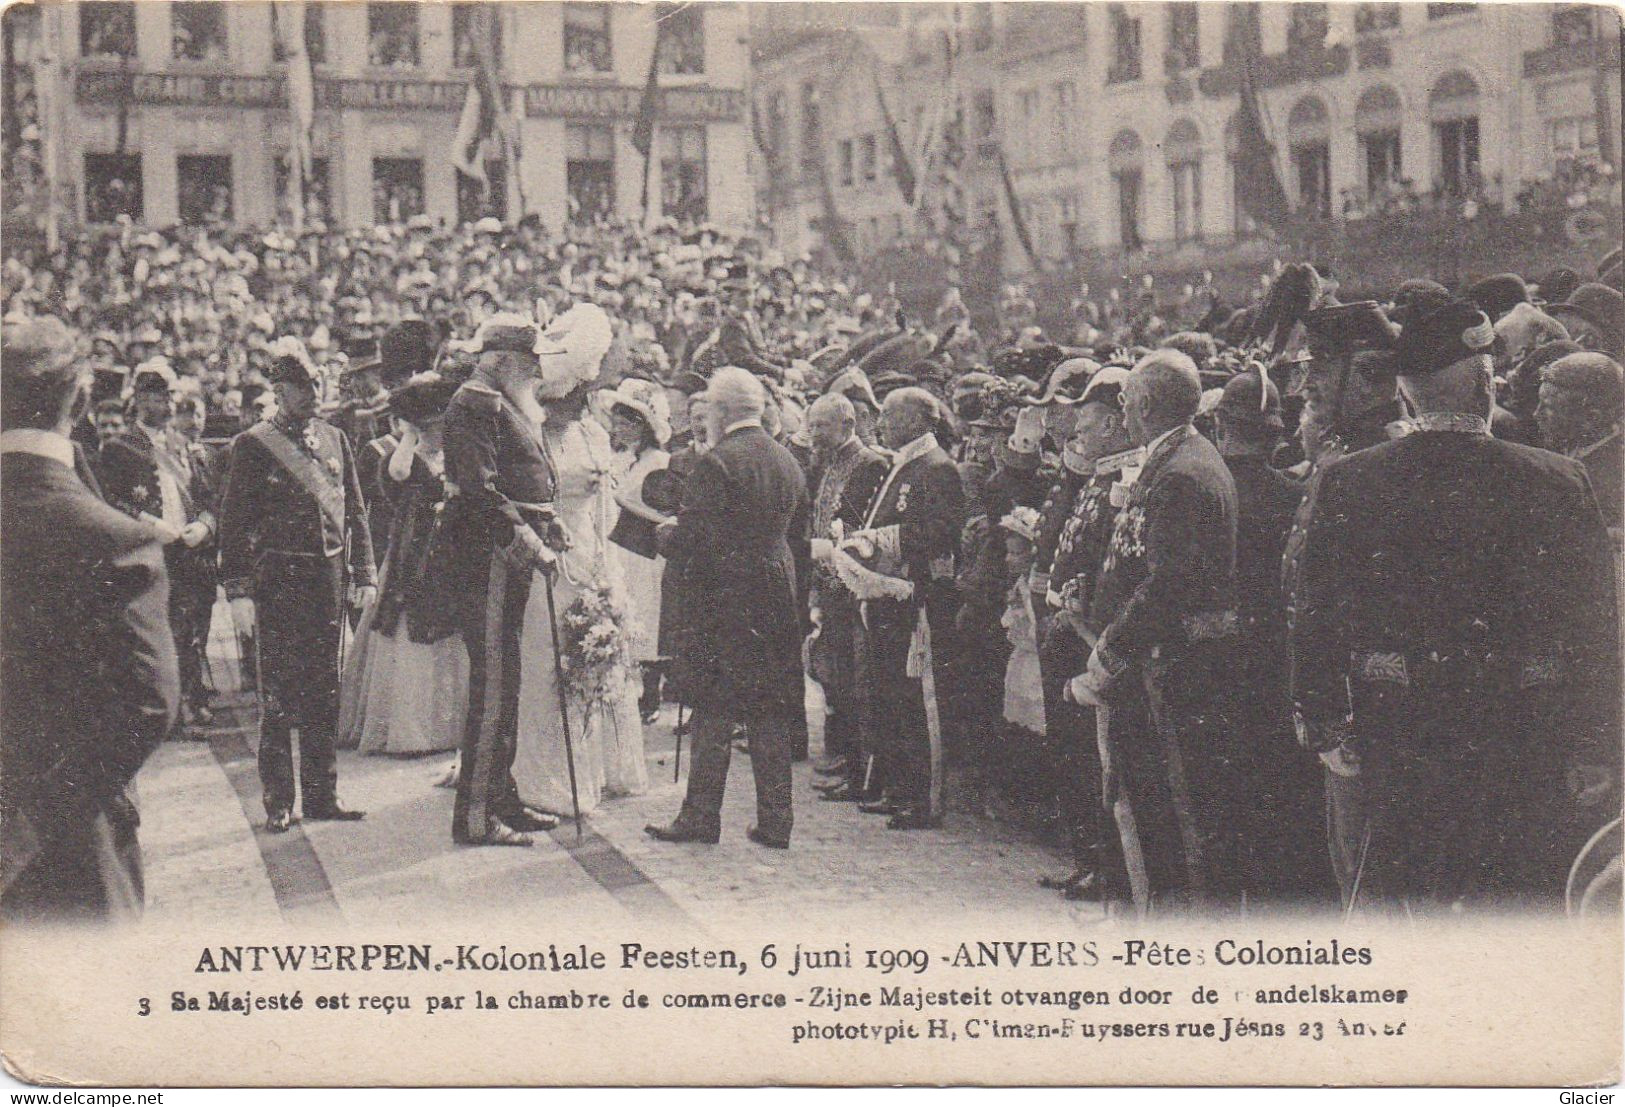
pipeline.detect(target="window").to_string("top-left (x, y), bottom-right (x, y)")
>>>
top-left (1167, 119), bottom-right (1203, 245)
top-left (457, 159), bottom-right (507, 223)
top-left (1355, 4), bottom-right (1401, 33)
top-left (766, 91), bottom-right (787, 161)
top-left (1552, 5), bottom-right (1596, 46)
top-left (1287, 3), bottom-right (1328, 51)
top-left (563, 3), bottom-right (612, 73)
top-left (1166, 2), bottom-right (1200, 72)
top-left (1171, 161), bottom-right (1202, 243)
top-left (973, 89), bottom-right (996, 139)
top-left (1058, 194), bottom-right (1080, 254)
top-left (453, 4), bottom-right (502, 68)
top-left (1356, 85), bottom-right (1402, 198)
top-left (1429, 71), bottom-right (1479, 196)
top-left (661, 127), bottom-right (706, 221)
top-left (272, 4), bottom-right (327, 64)
top-left (1052, 81), bottom-right (1077, 146)
top-left (1108, 5), bottom-right (1142, 83)
top-left (172, 2), bottom-right (229, 63)
top-left (84, 154), bottom-right (142, 223)
top-left (1427, 3), bottom-right (1476, 18)
top-left (372, 157), bottom-right (425, 222)
top-left (968, 2), bottom-right (994, 50)
top-left (79, 2), bottom-right (135, 58)
top-left (838, 139), bottom-right (853, 186)
top-left (177, 155), bottom-right (233, 224)
top-left (274, 154), bottom-right (331, 224)
top-left (1288, 96), bottom-right (1331, 217)
top-left (656, 3), bottom-right (704, 75)
top-left (566, 125), bottom-right (615, 222)
top-left (1551, 115), bottom-right (1600, 159)
top-left (368, 3), bottom-right (419, 68)
top-left (1109, 129), bottom-right (1143, 250)
top-left (799, 82), bottom-right (821, 171)
top-left (859, 134), bottom-right (877, 182)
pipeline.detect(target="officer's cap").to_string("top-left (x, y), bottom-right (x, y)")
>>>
top-left (1216, 369), bottom-right (1283, 430)
top-left (470, 312), bottom-right (539, 355)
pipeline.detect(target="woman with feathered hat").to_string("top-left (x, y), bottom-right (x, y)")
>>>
top-left (511, 305), bottom-right (650, 817)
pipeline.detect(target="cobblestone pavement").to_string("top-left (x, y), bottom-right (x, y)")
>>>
top-left (139, 690), bottom-right (1109, 934)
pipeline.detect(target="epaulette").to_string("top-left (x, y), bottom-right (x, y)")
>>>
top-left (455, 381), bottom-right (504, 412)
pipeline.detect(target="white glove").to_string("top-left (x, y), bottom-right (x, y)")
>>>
top-left (350, 584), bottom-right (378, 610)
top-left (141, 513), bottom-right (183, 545)
top-left (1319, 745), bottom-right (1361, 778)
top-left (180, 520), bottom-right (210, 548)
top-left (810, 537), bottom-right (835, 563)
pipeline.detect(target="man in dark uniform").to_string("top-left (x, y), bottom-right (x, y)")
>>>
top-left (1291, 300), bottom-right (1622, 910)
top-left (2, 317), bottom-right (178, 922)
top-left (99, 363), bottom-right (219, 735)
top-left (1281, 337), bottom-right (1406, 894)
top-left (1071, 350), bottom-right (1242, 911)
top-left (1213, 370), bottom-right (1332, 902)
top-left (804, 392), bottom-right (887, 801)
top-left (441, 314), bottom-right (564, 847)
top-left (838, 387), bottom-right (965, 830)
top-left (217, 348), bottom-right (376, 833)
top-left (1038, 366), bottom-right (1138, 901)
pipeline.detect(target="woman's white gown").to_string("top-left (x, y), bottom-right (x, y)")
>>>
top-left (512, 416), bottom-right (649, 816)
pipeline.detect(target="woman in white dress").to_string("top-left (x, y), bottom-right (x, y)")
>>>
top-left (511, 305), bottom-right (649, 818)
top-left (601, 378), bottom-right (675, 723)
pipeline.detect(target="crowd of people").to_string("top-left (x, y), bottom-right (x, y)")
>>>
top-left (3, 207), bottom-right (1623, 922)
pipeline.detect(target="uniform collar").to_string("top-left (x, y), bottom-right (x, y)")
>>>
top-left (888, 431), bottom-right (939, 472)
top-left (1405, 412), bottom-right (1491, 437)
top-left (1572, 425), bottom-right (1622, 461)
top-left (1094, 445), bottom-right (1146, 477)
top-left (1142, 423), bottom-right (1189, 461)
top-left (0, 428), bottom-right (75, 470)
top-left (724, 417), bottom-right (763, 437)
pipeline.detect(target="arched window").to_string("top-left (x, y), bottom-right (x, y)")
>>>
top-left (1429, 71), bottom-right (1480, 196)
top-left (1355, 85), bottom-right (1403, 197)
top-left (1109, 129), bottom-right (1144, 250)
top-left (1287, 95), bottom-right (1331, 217)
top-left (1165, 119), bottom-right (1203, 245)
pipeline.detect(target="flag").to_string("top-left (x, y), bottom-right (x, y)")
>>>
top-left (279, 1), bottom-right (316, 230)
top-left (453, 5), bottom-right (515, 212)
top-left (632, 14), bottom-right (664, 158)
top-left (997, 147), bottom-right (1039, 269)
top-left (872, 72), bottom-right (916, 205)
top-left (633, 10), bottom-right (665, 218)
top-left (1232, 64), bottom-right (1291, 229)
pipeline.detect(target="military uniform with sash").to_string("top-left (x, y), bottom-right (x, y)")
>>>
top-left (218, 405), bottom-right (376, 820)
top-left (441, 369), bottom-right (558, 844)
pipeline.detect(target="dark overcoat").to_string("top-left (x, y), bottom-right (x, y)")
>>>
top-left (664, 424), bottom-right (810, 716)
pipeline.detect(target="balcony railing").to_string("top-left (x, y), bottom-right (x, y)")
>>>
top-left (1523, 33), bottom-right (1621, 78)
top-left (1197, 42), bottom-right (1350, 97)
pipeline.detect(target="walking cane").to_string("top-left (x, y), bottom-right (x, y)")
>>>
top-left (673, 701), bottom-right (686, 783)
top-left (542, 570), bottom-right (584, 842)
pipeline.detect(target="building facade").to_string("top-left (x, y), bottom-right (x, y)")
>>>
top-left (6, 1), bottom-right (750, 232)
top-left (750, 2), bottom-right (1622, 275)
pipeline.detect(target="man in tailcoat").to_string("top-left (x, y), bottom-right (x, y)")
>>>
top-left (835, 387), bottom-right (965, 830)
top-left (803, 392), bottom-right (887, 801)
top-left (1291, 300), bottom-right (1621, 909)
top-left (1, 317), bottom-right (179, 921)
top-left (646, 368), bottom-right (810, 849)
top-left (440, 314), bottom-right (566, 847)
top-left (1071, 350), bottom-right (1242, 909)
top-left (1214, 370), bottom-right (1332, 901)
top-left (99, 364), bottom-right (218, 733)
top-left (217, 348), bottom-right (376, 833)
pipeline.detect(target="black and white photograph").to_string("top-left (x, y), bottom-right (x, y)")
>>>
top-left (0, 0), bottom-right (1621, 1089)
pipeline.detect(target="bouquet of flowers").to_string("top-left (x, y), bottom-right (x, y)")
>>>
top-left (559, 582), bottom-right (632, 707)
